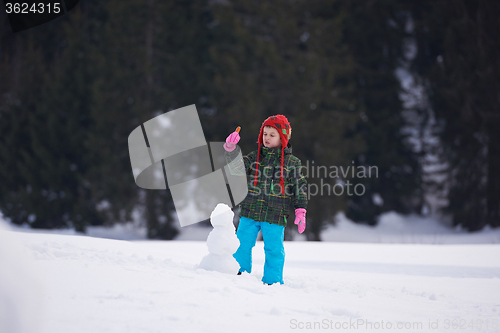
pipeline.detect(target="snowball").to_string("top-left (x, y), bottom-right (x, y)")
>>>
top-left (198, 253), bottom-right (240, 274)
top-left (209, 203), bottom-right (234, 227)
top-left (206, 228), bottom-right (239, 256)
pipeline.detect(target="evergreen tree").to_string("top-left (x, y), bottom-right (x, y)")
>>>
top-left (411, 0), bottom-right (500, 230)
top-left (19, 8), bottom-right (98, 231)
top-left (87, 0), bottom-right (170, 237)
top-left (341, 0), bottom-right (423, 225)
top-left (0, 2), bottom-right (111, 231)
top-left (0, 14), bottom-right (63, 226)
top-left (87, 0), bottom-right (217, 238)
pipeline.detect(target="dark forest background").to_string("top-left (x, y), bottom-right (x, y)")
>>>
top-left (1, 0), bottom-right (499, 240)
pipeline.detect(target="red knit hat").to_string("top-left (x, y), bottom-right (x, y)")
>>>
top-left (254, 115), bottom-right (292, 194)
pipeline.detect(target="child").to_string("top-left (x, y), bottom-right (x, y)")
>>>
top-left (223, 115), bottom-right (308, 285)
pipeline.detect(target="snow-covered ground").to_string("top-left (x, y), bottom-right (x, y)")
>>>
top-left (319, 212), bottom-right (500, 244)
top-left (6, 210), bottom-right (500, 244)
top-left (1, 219), bottom-right (500, 333)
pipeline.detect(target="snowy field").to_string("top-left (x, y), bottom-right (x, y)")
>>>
top-left (1, 218), bottom-right (500, 333)
top-left (7, 210), bottom-right (499, 244)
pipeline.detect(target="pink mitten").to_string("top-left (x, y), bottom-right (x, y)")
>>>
top-left (294, 208), bottom-right (306, 233)
top-left (223, 131), bottom-right (240, 152)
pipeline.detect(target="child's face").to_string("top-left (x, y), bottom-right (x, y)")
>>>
top-left (263, 126), bottom-right (281, 149)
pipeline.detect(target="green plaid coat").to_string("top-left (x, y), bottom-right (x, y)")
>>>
top-left (226, 144), bottom-right (308, 226)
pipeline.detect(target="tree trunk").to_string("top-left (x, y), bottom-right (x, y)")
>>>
top-left (487, 122), bottom-right (500, 227)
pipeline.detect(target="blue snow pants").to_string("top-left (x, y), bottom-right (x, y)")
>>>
top-left (233, 216), bottom-right (285, 285)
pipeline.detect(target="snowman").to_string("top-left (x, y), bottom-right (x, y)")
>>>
top-left (198, 203), bottom-right (240, 274)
